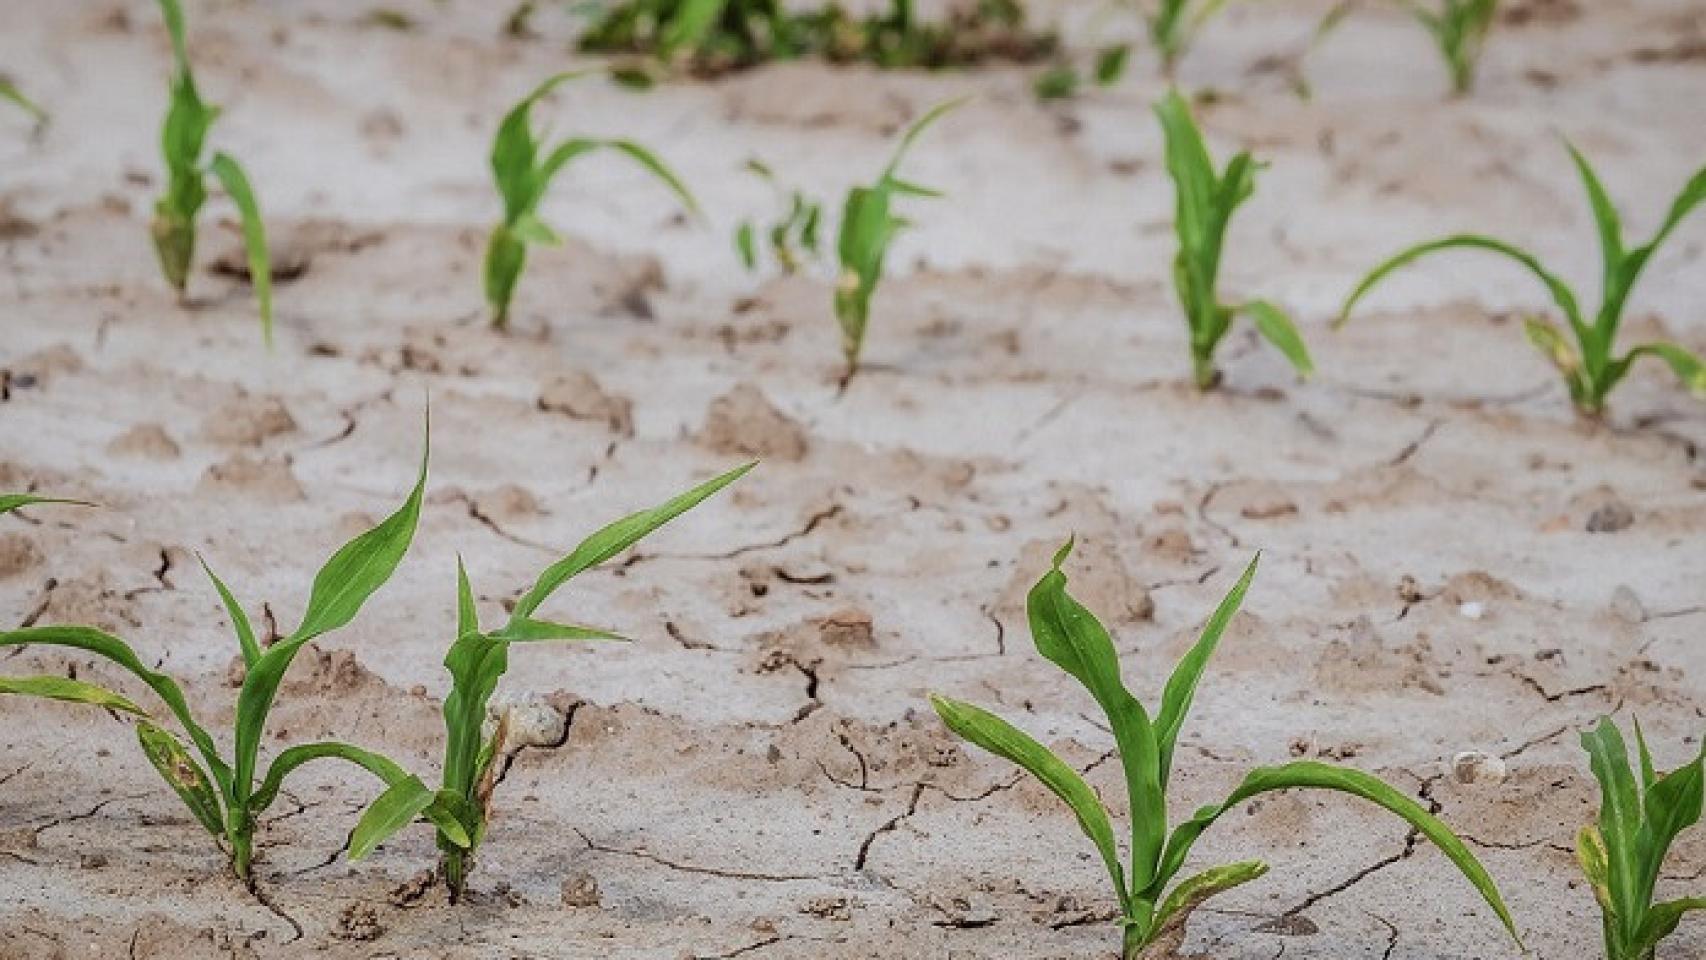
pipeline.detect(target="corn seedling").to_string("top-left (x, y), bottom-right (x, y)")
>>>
top-left (151, 0), bottom-right (273, 344)
top-left (735, 160), bottom-right (823, 275)
top-left (350, 462), bottom-right (753, 899)
top-left (1338, 143), bottom-right (1706, 415)
top-left (1577, 717), bottom-right (1705, 960)
top-left (1309, 0), bottom-right (1496, 95)
top-left (1034, 44), bottom-right (1131, 100)
top-left (930, 541), bottom-right (1520, 960)
top-left (1156, 91), bottom-right (1312, 389)
top-left (0, 425), bottom-right (460, 883)
top-left (0, 76), bottom-right (46, 125)
top-left (1148, 0), bottom-right (1236, 74)
top-left (834, 98), bottom-right (962, 380)
top-left (484, 72), bottom-right (698, 329)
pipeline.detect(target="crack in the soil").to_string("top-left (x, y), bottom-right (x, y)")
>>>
top-left (1196, 483), bottom-right (1242, 549)
top-left (31, 792), bottom-right (146, 842)
top-left (246, 880), bottom-right (306, 943)
top-left (1277, 774), bottom-right (1443, 921)
top-left (1387, 419), bottom-right (1442, 467)
top-left (574, 827), bottom-right (821, 882)
top-left (1500, 724), bottom-right (1570, 759)
top-left (18, 577), bottom-right (58, 629)
top-left (443, 490), bottom-right (559, 555)
top-left (695, 935), bottom-right (784, 959)
top-left (854, 782), bottom-right (924, 872)
top-left (1514, 674), bottom-right (1608, 704)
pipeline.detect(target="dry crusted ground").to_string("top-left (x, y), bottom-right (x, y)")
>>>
top-left (1, 0), bottom-right (1704, 957)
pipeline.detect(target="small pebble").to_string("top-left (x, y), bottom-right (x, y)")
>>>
top-left (1458, 601), bottom-right (1485, 621)
top-left (1452, 750), bottom-right (1507, 784)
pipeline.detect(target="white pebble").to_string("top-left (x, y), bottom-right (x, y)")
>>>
top-left (1458, 601), bottom-right (1485, 621)
top-left (1452, 751), bottom-right (1507, 784)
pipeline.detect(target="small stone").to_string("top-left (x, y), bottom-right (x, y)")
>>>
top-left (817, 607), bottom-right (875, 649)
top-left (1586, 500), bottom-right (1635, 533)
top-left (1609, 585), bottom-right (1645, 624)
top-left (800, 895), bottom-right (852, 921)
top-left (561, 873), bottom-right (601, 908)
top-left (1452, 751), bottom-right (1507, 784)
top-left (1458, 601), bottom-right (1485, 621)
top-left (485, 693), bottom-right (568, 750)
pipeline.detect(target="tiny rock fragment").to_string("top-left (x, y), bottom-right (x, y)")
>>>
top-left (1585, 499), bottom-right (1634, 533)
top-left (334, 902), bottom-right (384, 941)
top-left (537, 371), bottom-right (636, 437)
top-left (817, 607), bottom-right (875, 649)
top-left (1458, 601), bottom-right (1485, 621)
top-left (485, 693), bottom-right (568, 750)
top-left (561, 873), bottom-right (601, 908)
top-left (1452, 750), bottom-right (1507, 784)
top-left (697, 384), bottom-right (809, 462)
top-left (1609, 585), bottom-right (1645, 624)
top-left (800, 895), bottom-right (853, 921)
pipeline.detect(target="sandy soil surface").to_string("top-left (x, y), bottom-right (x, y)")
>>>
top-left (2, 0), bottom-right (1704, 957)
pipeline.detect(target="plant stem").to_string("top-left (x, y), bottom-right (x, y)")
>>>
top-left (1122, 923), bottom-right (1145, 960)
top-left (1191, 349), bottom-right (1219, 390)
top-left (230, 825), bottom-right (254, 883)
top-left (440, 848), bottom-right (468, 902)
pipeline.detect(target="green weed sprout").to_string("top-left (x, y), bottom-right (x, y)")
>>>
top-left (736, 159), bottom-right (823, 275)
top-left (1156, 91), bottom-right (1312, 389)
top-left (353, 463), bottom-right (753, 900)
top-left (0, 424), bottom-right (460, 883)
top-left (151, 0), bottom-right (273, 344)
top-left (1577, 717), bottom-right (1705, 960)
top-left (834, 98), bottom-right (962, 380)
top-left (1311, 0), bottom-right (1495, 95)
top-left (0, 76), bottom-right (46, 125)
top-left (930, 541), bottom-right (1520, 960)
top-left (1338, 143), bottom-right (1706, 416)
top-left (0, 494), bottom-right (89, 515)
top-left (484, 72), bottom-right (698, 329)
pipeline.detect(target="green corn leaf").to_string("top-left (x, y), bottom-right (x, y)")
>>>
top-left (456, 556), bottom-right (479, 637)
top-left (248, 740), bottom-right (412, 815)
top-left (736, 221), bottom-right (758, 269)
top-left (1619, 342), bottom-right (1706, 398)
top-left (1632, 737), bottom-right (1703, 910)
top-left (886, 177), bottom-right (944, 199)
top-left (1155, 90), bottom-right (1216, 259)
top-left (1523, 317), bottom-right (1580, 376)
top-left (1033, 65), bottom-right (1079, 100)
top-left (1631, 898), bottom-right (1706, 959)
top-left (0, 626), bottom-right (227, 790)
top-left (292, 421), bottom-right (429, 641)
top-left (1094, 44), bottom-right (1131, 85)
top-left (234, 425), bottom-right (428, 804)
top-left (880, 97), bottom-right (966, 182)
top-left (660, 0), bottom-right (730, 56)
top-left (1565, 142), bottom-right (1624, 298)
top-left (0, 494), bottom-right (91, 515)
top-left (509, 462), bottom-right (752, 621)
top-left (930, 694), bottom-right (1129, 909)
top-left (137, 721), bottom-right (227, 838)
top-left (1150, 860), bottom-right (1268, 945)
top-left (834, 184), bottom-right (894, 369)
top-left (207, 153), bottom-right (273, 345)
top-left (536, 138), bottom-right (601, 189)
top-left (198, 555), bottom-right (260, 669)
top-left (157, 0), bottom-right (191, 71)
top-left (605, 139), bottom-right (700, 217)
top-left (0, 675), bottom-right (147, 715)
top-left (484, 223), bottom-right (527, 325)
top-left (1153, 554), bottom-right (1258, 787)
top-left (489, 618), bottom-right (629, 643)
top-left (1241, 301), bottom-right (1314, 379)
top-left (1028, 539), bottom-right (1165, 892)
top-left (1632, 717), bottom-right (1658, 791)
top-left (441, 632), bottom-right (509, 801)
top-left (510, 211), bottom-right (561, 246)
top-left (0, 78), bottom-right (45, 123)
top-left (1338, 233), bottom-right (1587, 343)
top-left (349, 774), bottom-right (438, 861)
top-left (1154, 760), bottom-right (1520, 945)
top-left (491, 72), bottom-right (590, 220)
top-left (1582, 718), bottom-right (1645, 928)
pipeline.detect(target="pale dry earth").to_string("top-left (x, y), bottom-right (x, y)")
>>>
top-left (1, 0), bottom-right (1704, 958)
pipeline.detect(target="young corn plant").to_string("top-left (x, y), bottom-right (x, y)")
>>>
top-left (1156, 90), bottom-right (1312, 389)
top-left (931, 541), bottom-right (1521, 960)
top-left (834, 98), bottom-right (962, 381)
top-left (151, 0), bottom-right (273, 344)
top-left (1338, 143), bottom-right (1706, 416)
top-left (484, 72), bottom-right (698, 329)
top-left (1577, 717), bottom-right (1705, 960)
top-left (349, 463), bottom-right (753, 900)
top-left (735, 159), bottom-right (822, 275)
top-left (1148, 0), bottom-right (1234, 74)
top-left (1310, 0), bottom-right (1496, 95)
top-left (0, 427), bottom-right (463, 884)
